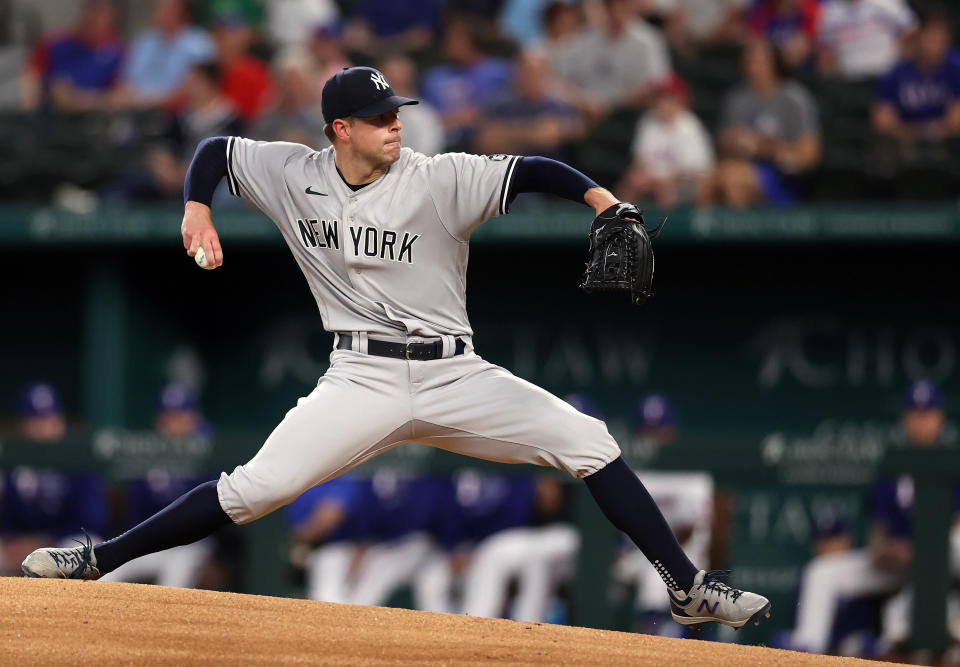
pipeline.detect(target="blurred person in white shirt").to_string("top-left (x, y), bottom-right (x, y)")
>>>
top-left (552, 0), bottom-right (671, 117)
top-left (616, 74), bottom-right (714, 208)
top-left (536, 1), bottom-right (585, 74)
top-left (640, 0), bottom-right (749, 54)
top-left (264, 0), bottom-right (339, 49)
top-left (817, 0), bottom-right (916, 80)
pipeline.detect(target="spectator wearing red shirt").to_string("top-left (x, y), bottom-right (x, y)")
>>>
top-left (211, 13), bottom-right (273, 123)
top-left (21, 0), bottom-right (124, 112)
top-left (747, 0), bottom-right (821, 71)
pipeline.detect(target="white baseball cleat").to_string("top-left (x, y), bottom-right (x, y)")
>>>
top-left (21, 532), bottom-right (101, 580)
top-left (668, 570), bottom-right (771, 628)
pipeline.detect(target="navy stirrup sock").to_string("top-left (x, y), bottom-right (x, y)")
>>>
top-left (584, 456), bottom-right (698, 592)
top-left (94, 480), bottom-right (232, 574)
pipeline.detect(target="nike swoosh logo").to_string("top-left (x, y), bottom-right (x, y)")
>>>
top-left (667, 589), bottom-right (693, 606)
top-left (305, 186), bottom-right (328, 196)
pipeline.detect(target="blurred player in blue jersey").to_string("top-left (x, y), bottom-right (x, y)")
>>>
top-left (287, 475), bottom-right (367, 603)
top-left (102, 383), bottom-right (217, 587)
top-left (454, 466), bottom-right (578, 622)
top-left (613, 394), bottom-right (713, 637)
top-left (0, 383), bottom-right (107, 576)
top-left (791, 380), bottom-right (960, 655)
top-left (347, 472), bottom-right (456, 612)
top-left (458, 395), bottom-right (595, 622)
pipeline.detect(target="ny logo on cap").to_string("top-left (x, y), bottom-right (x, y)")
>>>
top-left (370, 72), bottom-right (390, 91)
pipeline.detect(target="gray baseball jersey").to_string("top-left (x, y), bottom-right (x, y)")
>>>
top-left (225, 139), bottom-right (520, 338)
top-left (215, 139), bottom-right (620, 526)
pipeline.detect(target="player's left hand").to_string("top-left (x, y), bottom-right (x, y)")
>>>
top-left (580, 201), bottom-right (664, 306)
top-left (181, 201), bottom-right (223, 270)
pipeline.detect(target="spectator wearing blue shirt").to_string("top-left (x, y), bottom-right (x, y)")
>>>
top-left (475, 50), bottom-right (584, 161)
top-left (873, 11), bottom-right (960, 142)
top-left (21, 0), bottom-right (124, 112)
top-left (747, 0), bottom-right (821, 71)
top-left (114, 0), bottom-right (216, 109)
top-left (420, 15), bottom-right (514, 149)
top-left (344, 0), bottom-right (443, 59)
top-left (500, 0), bottom-right (561, 46)
top-left (0, 383), bottom-right (108, 576)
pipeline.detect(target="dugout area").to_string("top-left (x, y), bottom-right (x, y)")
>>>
top-left (1, 578), bottom-right (891, 665)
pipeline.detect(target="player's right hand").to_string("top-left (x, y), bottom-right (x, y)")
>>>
top-left (181, 200), bottom-right (223, 269)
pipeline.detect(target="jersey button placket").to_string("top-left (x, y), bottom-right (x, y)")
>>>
top-left (343, 201), bottom-right (360, 276)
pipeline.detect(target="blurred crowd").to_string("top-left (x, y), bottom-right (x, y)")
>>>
top-left (0, 0), bottom-right (959, 206)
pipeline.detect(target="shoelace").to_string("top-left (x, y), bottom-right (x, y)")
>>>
top-left (59, 529), bottom-right (96, 579)
top-left (697, 570), bottom-right (743, 603)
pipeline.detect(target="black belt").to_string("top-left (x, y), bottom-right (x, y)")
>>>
top-left (337, 334), bottom-right (465, 360)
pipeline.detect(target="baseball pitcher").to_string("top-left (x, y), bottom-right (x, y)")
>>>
top-left (23, 66), bottom-right (769, 629)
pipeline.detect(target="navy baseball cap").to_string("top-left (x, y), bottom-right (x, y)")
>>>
top-left (904, 379), bottom-right (943, 410)
top-left (321, 66), bottom-right (418, 125)
top-left (635, 394), bottom-right (675, 429)
top-left (19, 382), bottom-right (63, 418)
top-left (159, 383), bottom-right (199, 413)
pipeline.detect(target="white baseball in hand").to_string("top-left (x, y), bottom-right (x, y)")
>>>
top-left (195, 246), bottom-right (209, 268)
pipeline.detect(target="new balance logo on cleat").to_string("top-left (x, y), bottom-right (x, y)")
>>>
top-left (697, 600), bottom-right (720, 614)
top-left (669, 570), bottom-right (771, 629)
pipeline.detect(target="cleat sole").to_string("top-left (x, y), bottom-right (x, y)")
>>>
top-left (746, 603), bottom-right (772, 627)
top-left (671, 602), bottom-right (772, 629)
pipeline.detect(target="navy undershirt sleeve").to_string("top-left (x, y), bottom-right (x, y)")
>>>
top-left (507, 156), bottom-right (599, 208)
top-left (184, 136), bottom-right (229, 206)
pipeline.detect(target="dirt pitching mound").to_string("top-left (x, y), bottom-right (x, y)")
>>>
top-left (1, 578), bottom-right (890, 665)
